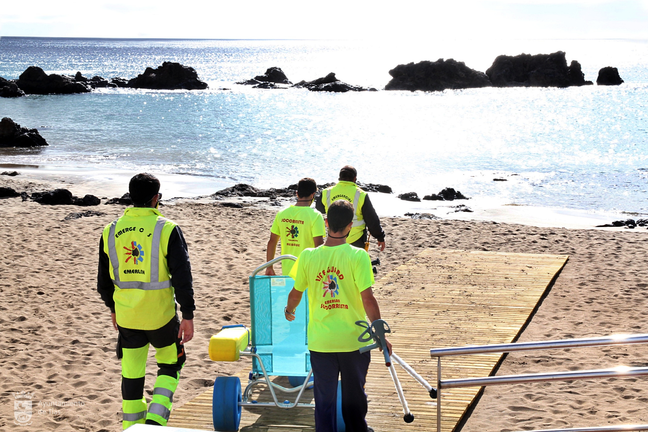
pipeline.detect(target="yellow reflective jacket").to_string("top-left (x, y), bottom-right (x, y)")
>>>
top-left (102, 207), bottom-right (177, 330)
top-left (321, 181), bottom-right (367, 244)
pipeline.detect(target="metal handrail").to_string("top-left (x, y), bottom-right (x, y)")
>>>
top-left (430, 333), bottom-right (648, 432)
top-left (518, 426), bottom-right (648, 432)
top-left (429, 333), bottom-right (648, 357)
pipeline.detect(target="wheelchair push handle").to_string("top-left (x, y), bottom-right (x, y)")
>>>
top-left (356, 319), bottom-right (392, 366)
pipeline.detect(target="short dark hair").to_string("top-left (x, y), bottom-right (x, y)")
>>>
top-left (327, 200), bottom-right (354, 233)
top-left (297, 177), bottom-right (317, 198)
top-left (339, 165), bottom-right (357, 181)
top-left (129, 173), bottom-right (160, 207)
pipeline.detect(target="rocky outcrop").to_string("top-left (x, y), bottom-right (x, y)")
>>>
top-left (0, 187), bottom-right (20, 198)
top-left (0, 117), bottom-right (48, 148)
top-left (294, 73), bottom-right (376, 92)
top-left (74, 72), bottom-right (128, 89)
top-left (237, 67), bottom-right (292, 87)
top-left (128, 62), bottom-right (208, 90)
top-left (105, 193), bottom-right (133, 205)
top-left (385, 59), bottom-right (491, 92)
top-left (398, 192), bottom-right (421, 202)
top-left (26, 189), bottom-right (100, 206)
top-left (596, 67), bottom-right (624, 86)
top-left (212, 183), bottom-right (297, 199)
top-left (0, 77), bottom-right (25, 97)
top-left (423, 188), bottom-right (468, 201)
top-left (486, 51), bottom-right (592, 87)
top-left (596, 219), bottom-right (648, 229)
top-left (358, 182), bottom-right (392, 193)
top-left (15, 66), bottom-right (91, 94)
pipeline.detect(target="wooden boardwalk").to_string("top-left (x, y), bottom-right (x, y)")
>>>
top-left (168, 249), bottom-right (569, 432)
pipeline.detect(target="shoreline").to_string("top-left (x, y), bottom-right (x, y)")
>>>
top-left (0, 164), bottom-right (641, 231)
top-left (3, 165), bottom-right (648, 431)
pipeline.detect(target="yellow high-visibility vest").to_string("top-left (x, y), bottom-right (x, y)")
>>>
top-left (102, 207), bottom-right (176, 330)
top-left (322, 181), bottom-right (367, 244)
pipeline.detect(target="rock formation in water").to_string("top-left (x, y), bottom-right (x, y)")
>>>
top-left (385, 59), bottom-right (491, 92)
top-left (237, 67), bottom-right (292, 87)
top-left (293, 72), bottom-right (376, 92)
top-left (128, 62), bottom-right (208, 90)
top-left (486, 51), bottom-right (592, 87)
top-left (0, 77), bottom-right (25, 97)
top-left (15, 66), bottom-right (92, 94)
top-left (0, 117), bottom-right (48, 148)
top-left (596, 67), bottom-right (624, 86)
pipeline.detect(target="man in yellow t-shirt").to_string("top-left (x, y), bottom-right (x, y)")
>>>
top-left (285, 200), bottom-right (391, 432)
top-left (266, 178), bottom-right (325, 275)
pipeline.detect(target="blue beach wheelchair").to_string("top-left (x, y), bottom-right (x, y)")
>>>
top-left (209, 256), bottom-right (326, 431)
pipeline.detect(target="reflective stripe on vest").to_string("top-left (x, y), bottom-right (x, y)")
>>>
top-left (107, 218), bottom-right (172, 290)
top-left (153, 387), bottom-right (174, 402)
top-left (123, 410), bottom-right (147, 422)
top-left (325, 187), bottom-right (365, 227)
top-left (148, 402), bottom-right (171, 420)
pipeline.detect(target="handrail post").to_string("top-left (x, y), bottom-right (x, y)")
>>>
top-left (437, 356), bottom-right (442, 432)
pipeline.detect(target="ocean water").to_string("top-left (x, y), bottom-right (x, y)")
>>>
top-left (1, 37), bottom-right (648, 221)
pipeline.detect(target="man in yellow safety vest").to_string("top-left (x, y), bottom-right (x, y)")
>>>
top-left (97, 173), bottom-right (195, 429)
top-left (315, 165), bottom-right (386, 251)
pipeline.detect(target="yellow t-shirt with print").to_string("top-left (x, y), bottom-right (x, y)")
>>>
top-left (271, 205), bottom-right (325, 274)
top-left (290, 243), bottom-right (375, 352)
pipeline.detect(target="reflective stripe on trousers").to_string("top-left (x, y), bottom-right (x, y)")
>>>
top-left (147, 402), bottom-right (171, 421)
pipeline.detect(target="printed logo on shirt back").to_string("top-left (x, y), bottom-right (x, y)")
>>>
top-left (124, 241), bottom-right (145, 264)
top-left (323, 274), bottom-right (339, 298)
top-left (286, 225), bottom-right (299, 239)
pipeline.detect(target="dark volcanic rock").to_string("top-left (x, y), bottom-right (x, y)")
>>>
top-left (0, 187), bottom-right (20, 198)
top-left (423, 188), bottom-right (468, 201)
top-left (596, 67), bottom-right (624, 86)
top-left (64, 210), bottom-right (106, 220)
top-left (238, 67), bottom-right (292, 86)
top-left (567, 60), bottom-right (591, 86)
top-left (212, 183), bottom-right (297, 199)
top-left (385, 59), bottom-right (491, 92)
top-left (486, 51), bottom-right (592, 88)
top-left (32, 189), bottom-right (75, 205)
top-left (74, 71), bottom-right (123, 89)
top-left (15, 66), bottom-right (91, 94)
top-left (105, 193), bottom-right (132, 205)
top-left (212, 184), bottom-right (262, 198)
top-left (30, 189), bottom-right (100, 206)
top-left (294, 73), bottom-right (375, 92)
top-left (358, 182), bottom-right (393, 194)
top-left (398, 192), bottom-right (421, 202)
top-left (0, 77), bottom-right (25, 97)
top-left (0, 117), bottom-right (49, 148)
top-left (128, 62), bottom-right (208, 90)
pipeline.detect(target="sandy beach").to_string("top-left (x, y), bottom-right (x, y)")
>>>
top-left (2, 172), bottom-right (648, 431)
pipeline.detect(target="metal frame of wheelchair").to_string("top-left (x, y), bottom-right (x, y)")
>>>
top-left (210, 255), bottom-right (346, 432)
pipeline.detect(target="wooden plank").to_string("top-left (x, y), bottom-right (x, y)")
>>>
top-left (168, 249), bottom-right (568, 432)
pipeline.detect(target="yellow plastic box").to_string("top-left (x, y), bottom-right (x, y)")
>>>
top-left (209, 326), bottom-right (250, 361)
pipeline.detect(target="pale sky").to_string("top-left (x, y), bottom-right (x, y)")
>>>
top-left (1, 0), bottom-right (647, 40)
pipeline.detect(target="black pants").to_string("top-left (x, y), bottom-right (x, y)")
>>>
top-left (310, 350), bottom-right (371, 432)
top-left (118, 316), bottom-right (186, 401)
